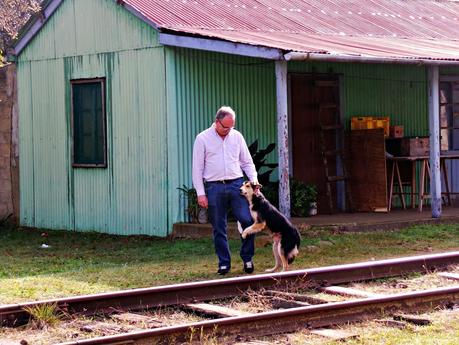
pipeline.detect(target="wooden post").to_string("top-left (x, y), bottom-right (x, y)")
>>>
top-left (275, 60), bottom-right (290, 217)
top-left (427, 65), bottom-right (441, 218)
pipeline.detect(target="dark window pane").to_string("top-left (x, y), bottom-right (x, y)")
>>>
top-left (454, 129), bottom-right (459, 150)
top-left (440, 82), bottom-right (451, 104)
top-left (72, 81), bottom-right (106, 166)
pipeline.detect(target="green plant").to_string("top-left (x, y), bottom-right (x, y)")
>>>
top-left (290, 179), bottom-right (317, 217)
top-left (260, 179), bottom-right (317, 217)
top-left (248, 140), bottom-right (278, 186)
top-left (177, 185), bottom-right (200, 223)
top-left (24, 302), bottom-right (65, 329)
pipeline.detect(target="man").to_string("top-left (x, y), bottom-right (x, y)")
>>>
top-left (192, 106), bottom-right (258, 275)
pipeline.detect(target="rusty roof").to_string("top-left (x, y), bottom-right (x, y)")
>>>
top-left (120, 0), bottom-right (459, 62)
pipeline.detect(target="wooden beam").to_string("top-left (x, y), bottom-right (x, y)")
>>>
top-left (275, 60), bottom-right (290, 217)
top-left (184, 303), bottom-right (248, 318)
top-left (311, 328), bottom-right (359, 340)
top-left (437, 272), bottom-right (459, 281)
top-left (111, 313), bottom-right (162, 327)
top-left (263, 290), bottom-right (327, 305)
top-left (428, 65), bottom-right (441, 218)
top-left (159, 34), bottom-right (283, 60)
top-left (320, 286), bottom-right (383, 298)
top-left (270, 297), bottom-right (310, 309)
top-left (393, 314), bottom-right (431, 326)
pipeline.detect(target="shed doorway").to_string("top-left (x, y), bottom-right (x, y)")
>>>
top-left (290, 74), bottom-right (344, 214)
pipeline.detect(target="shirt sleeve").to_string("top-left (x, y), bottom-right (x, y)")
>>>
top-left (192, 135), bottom-right (206, 196)
top-left (239, 134), bottom-right (258, 183)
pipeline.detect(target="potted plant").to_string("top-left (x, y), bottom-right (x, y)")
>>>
top-left (290, 179), bottom-right (318, 217)
top-left (304, 183), bottom-right (318, 216)
top-left (177, 185), bottom-right (208, 223)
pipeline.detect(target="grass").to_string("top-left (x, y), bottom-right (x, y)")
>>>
top-left (0, 223), bottom-right (459, 343)
top-left (23, 303), bottom-right (65, 329)
top-left (0, 223), bottom-right (458, 304)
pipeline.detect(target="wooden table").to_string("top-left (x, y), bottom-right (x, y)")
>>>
top-left (387, 152), bottom-right (459, 211)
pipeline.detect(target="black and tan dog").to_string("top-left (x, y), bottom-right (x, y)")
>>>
top-left (240, 181), bottom-right (301, 272)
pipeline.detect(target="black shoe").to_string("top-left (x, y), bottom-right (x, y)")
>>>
top-left (243, 261), bottom-right (254, 274)
top-left (217, 266), bottom-right (230, 275)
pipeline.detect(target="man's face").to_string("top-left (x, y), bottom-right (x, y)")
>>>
top-left (215, 116), bottom-right (235, 137)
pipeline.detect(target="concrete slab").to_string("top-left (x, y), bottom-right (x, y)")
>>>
top-left (172, 206), bottom-right (459, 239)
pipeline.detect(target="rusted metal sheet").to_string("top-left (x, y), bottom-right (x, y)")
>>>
top-left (121, 0), bottom-right (459, 61)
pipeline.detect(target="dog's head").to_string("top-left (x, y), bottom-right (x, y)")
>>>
top-left (240, 181), bottom-right (262, 200)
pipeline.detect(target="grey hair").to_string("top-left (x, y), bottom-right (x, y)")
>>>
top-left (215, 106), bottom-right (236, 121)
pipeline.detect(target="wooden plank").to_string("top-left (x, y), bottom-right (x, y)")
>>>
top-left (320, 286), bottom-right (383, 298)
top-left (437, 272), bottom-right (459, 281)
top-left (393, 314), bottom-right (431, 326)
top-left (263, 290), bottom-right (327, 304)
top-left (311, 328), bottom-right (359, 340)
top-left (184, 303), bottom-right (248, 318)
top-left (375, 319), bottom-right (408, 329)
top-left (270, 297), bottom-right (310, 309)
top-left (111, 313), bottom-right (162, 327)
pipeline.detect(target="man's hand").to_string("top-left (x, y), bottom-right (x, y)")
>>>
top-left (197, 195), bottom-right (208, 209)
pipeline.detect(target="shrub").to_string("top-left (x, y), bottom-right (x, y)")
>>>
top-left (262, 179), bottom-right (317, 217)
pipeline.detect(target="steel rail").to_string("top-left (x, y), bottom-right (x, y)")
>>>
top-left (58, 285), bottom-right (459, 345)
top-left (1, 251), bottom-right (459, 326)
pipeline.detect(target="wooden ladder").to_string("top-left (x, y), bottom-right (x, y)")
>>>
top-left (317, 82), bottom-right (353, 214)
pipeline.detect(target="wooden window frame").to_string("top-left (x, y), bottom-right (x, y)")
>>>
top-left (71, 78), bottom-right (107, 168)
top-left (439, 76), bottom-right (459, 152)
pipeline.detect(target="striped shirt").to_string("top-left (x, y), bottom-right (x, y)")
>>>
top-left (192, 124), bottom-right (257, 196)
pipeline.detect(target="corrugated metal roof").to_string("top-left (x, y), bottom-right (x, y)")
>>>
top-left (121, 0), bottom-right (459, 61)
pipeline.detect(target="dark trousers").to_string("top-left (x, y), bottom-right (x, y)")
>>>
top-left (205, 177), bottom-right (255, 268)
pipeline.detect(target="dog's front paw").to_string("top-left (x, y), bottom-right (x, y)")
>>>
top-left (241, 230), bottom-right (248, 239)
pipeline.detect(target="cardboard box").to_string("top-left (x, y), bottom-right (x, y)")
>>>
top-left (400, 137), bottom-right (429, 156)
top-left (390, 125), bottom-right (404, 138)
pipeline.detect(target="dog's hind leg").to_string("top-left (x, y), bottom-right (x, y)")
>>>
top-left (279, 247), bottom-right (290, 272)
top-left (265, 234), bottom-right (282, 273)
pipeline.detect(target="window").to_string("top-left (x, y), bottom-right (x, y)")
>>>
top-left (71, 78), bottom-right (107, 167)
top-left (439, 79), bottom-right (459, 151)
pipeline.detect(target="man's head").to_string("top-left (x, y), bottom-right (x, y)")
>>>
top-left (215, 106), bottom-right (236, 137)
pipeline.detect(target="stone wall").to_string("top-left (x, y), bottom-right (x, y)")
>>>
top-left (0, 64), bottom-right (19, 223)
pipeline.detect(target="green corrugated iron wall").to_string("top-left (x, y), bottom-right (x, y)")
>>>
top-left (17, 0), bottom-right (169, 235)
top-left (165, 48), bottom-right (278, 223)
top-left (440, 66), bottom-right (459, 76)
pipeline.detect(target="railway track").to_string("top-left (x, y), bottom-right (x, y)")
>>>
top-left (2, 251), bottom-right (459, 344)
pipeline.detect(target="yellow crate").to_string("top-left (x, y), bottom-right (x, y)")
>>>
top-left (374, 117), bottom-right (390, 137)
top-left (351, 116), bottom-right (390, 136)
top-left (351, 116), bottom-right (374, 130)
